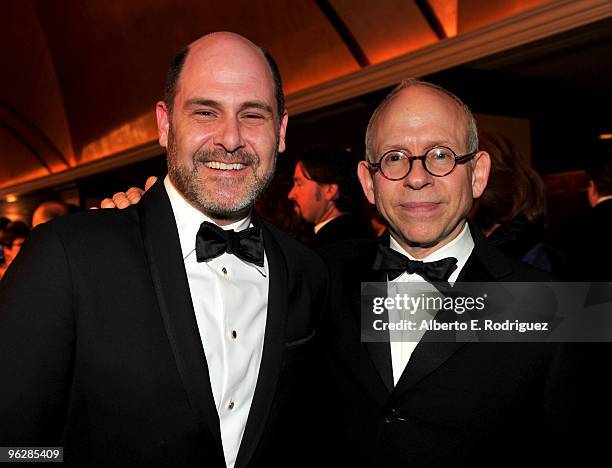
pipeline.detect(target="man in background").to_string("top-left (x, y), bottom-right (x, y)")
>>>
top-left (549, 150), bottom-right (612, 281)
top-left (287, 144), bottom-right (373, 247)
top-left (581, 153), bottom-right (612, 280)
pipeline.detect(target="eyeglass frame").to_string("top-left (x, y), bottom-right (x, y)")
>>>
top-left (367, 146), bottom-right (478, 180)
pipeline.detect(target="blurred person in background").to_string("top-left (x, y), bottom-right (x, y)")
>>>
top-left (287, 144), bottom-right (373, 248)
top-left (470, 132), bottom-right (563, 273)
top-left (0, 220), bottom-right (30, 280)
top-left (31, 200), bottom-right (70, 228)
top-left (550, 150), bottom-right (612, 280)
top-left (0, 217), bottom-right (10, 265)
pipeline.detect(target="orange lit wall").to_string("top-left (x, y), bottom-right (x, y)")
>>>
top-left (458, 0), bottom-right (549, 33)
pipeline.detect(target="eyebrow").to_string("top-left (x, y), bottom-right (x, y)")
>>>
top-left (379, 141), bottom-right (456, 154)
top-left (240, 101), bottom-right (274, 114)
top-left (185, 98), bottom-right (221, 109)
top-left (185, 98), bottom-right (273, 115)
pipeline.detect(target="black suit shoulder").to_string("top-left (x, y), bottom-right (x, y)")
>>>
top-left (263, 218), bottom-right (328, 279)
top-left (313, 214), bottom-right (373, 248)
top-left (316, 237), bottom-right (378, 268)
top-left (479, 241), bottom-right (555, 282)
top-left (264, 219), bottom-right (330, 335)
top-left (42, 205), bottom-right (141, 243)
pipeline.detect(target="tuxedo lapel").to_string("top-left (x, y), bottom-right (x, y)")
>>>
top-left (235, 215), bottom-right (287, 468)
top-left (343, 237), bottom-right (394, 397)
top-left (392, 223), bottom-right (501, 397)
top-left (138, 181), bottom-right (223, 455)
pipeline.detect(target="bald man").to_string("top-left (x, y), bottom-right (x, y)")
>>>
top-left (0, 33), bottom-right (328, 467)
top-left (319, 80), bottom-right (581, 466)
top-left (31, 200), bottom-right (70, 227)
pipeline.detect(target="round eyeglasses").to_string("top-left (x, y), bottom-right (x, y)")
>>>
top-left (368, 146), bottom-right (477, 180)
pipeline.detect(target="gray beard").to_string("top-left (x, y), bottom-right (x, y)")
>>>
top-left (166, 128), bottom-right (276, 219)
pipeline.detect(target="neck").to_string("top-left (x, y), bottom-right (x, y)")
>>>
top-left (315, 205), bottom-right (344, 225)
top-left (169, 175), bottom-right (251, 226)
top-left (206, 209), bottom-right (251, 226)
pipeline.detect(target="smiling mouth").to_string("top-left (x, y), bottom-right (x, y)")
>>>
top-left (203, 161), bottom-right (247, 170)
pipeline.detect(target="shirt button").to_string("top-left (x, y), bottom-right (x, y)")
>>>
top-left (228, 400), bottom-right (235, 410)
top-left (231, 330), bottom-right (237, 339)
top-left (221, 266), bottom-right (227, 275)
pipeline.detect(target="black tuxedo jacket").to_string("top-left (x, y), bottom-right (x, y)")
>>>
top-left (317, 224), bottom-right (583, 467)
top-left (0, 181), bottom-right (328, 467)
top-left (312, 213), bottom-right (373, 249)
top-left (563, 198), bottom-right (612, 281)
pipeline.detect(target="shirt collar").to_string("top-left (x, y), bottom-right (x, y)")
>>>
top-left (389, 221), bottom-right (474, 281)
top-left (164, 176), bottom-right (267, 275)
top-left (595, 195), bottom-right (612, 207)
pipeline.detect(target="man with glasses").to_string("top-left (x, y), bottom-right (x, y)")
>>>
top-left (318, 79), bottom-right (579, 466)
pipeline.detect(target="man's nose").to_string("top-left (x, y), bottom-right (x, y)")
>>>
top-left (288, 185), bottom-right (297, 200)
top-left (403, 158), bottom-right (432, 190)
top-left (213, 117), bottom-right (245, 153)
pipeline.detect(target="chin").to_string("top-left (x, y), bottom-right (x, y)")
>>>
top-left (399, 227), bottom-right (444, 248)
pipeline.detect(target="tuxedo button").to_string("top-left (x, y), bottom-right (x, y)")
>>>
top-left (228, 400), bottom-right (235, 410)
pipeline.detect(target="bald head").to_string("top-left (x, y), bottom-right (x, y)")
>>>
top-left (155, 31), bottom-right (288, 224)
top-left (164, 32), bottom-right (284, 123)
top-left (32, 201), bottom-right (70, 227)
top-left (365, 79), bottom-right (478, 162)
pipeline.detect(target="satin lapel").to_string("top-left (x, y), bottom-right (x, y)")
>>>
top-left (392, 224), bottom-right (500, 397)
top-left (344, 236), bottom-right (394, 397)
top-left (234, 214), bottom-right (287, 468)
top-left (138, 181), bottom-right (223, 452)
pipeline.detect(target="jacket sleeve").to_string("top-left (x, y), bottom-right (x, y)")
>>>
top-left (0, 223), bottom-right (75, 445)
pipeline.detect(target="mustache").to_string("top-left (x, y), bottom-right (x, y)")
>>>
top-left (193, 148), bottom-right (258, 166)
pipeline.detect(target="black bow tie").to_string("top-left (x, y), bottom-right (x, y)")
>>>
top-left (373, 245), bottom-right (458, 282)
top-left (196, 221), bottom-right (264, 267)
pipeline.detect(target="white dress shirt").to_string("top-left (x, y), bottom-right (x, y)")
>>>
top-left (388, 222), bottom-right (474, 385)
top-left (164, 177), bottom-right (268, 468)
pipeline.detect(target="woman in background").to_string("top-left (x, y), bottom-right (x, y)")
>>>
top-left (471, 132), bottom-right (562, 273)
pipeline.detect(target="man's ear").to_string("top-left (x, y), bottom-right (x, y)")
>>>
top-left (471, 151), bottom-right (491, 198)
top-left (323, 183), bottom-right (339, 202)
top-left (156, 101), bottom-right (170, 148)
top-left (277, 111), bottom-right (289, 154)
top-left (357, 161), bottom-right (376, 205)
